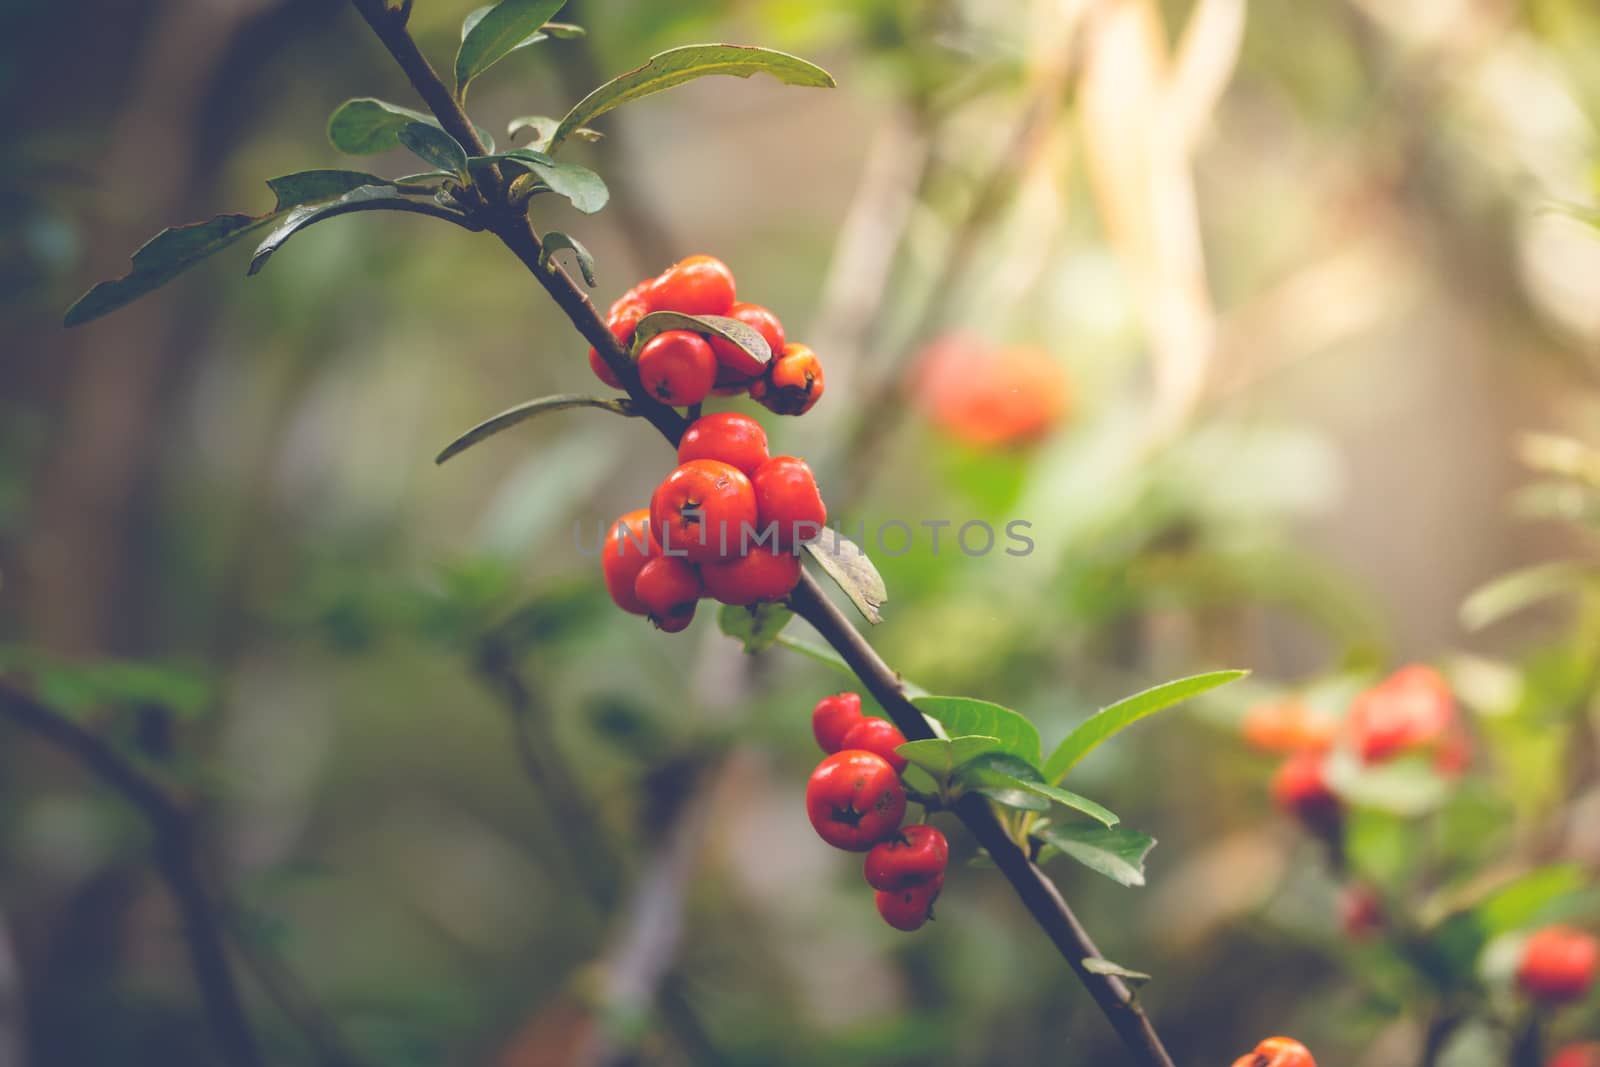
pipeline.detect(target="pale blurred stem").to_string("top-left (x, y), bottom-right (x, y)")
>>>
top-left (346, 6), bottom-right (1178, 1066)
top-left (0, 684), bottom-right (264, 1067)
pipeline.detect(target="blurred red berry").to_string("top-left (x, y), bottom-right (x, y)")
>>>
top-left (1242, 699), bottom-right (1335, 754)
top-left (915, 334), bottom-right (1070, 448)
top-left (1517, 926), bottom-right (1598, 1005)
top-left (1347, 664), bottom-right (1454, 764)
top-left (1551, 1044), bottom-right (1600, 1067)
top-left (1231, 1036), bottom-right (1315, 1067)
top-left (1271, 752), bottom-right (1341, 836)
top-left (1340, 884), bottom-right (1384, 940)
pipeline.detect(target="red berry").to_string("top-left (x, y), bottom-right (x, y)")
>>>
top-left (812, 692), bottom-right (864, 753)
top-left (699, 545), bottom-right (800, 606)
top-left (709, 301), bottom-right (785, 381)
top-left (875, 882), bottom-right (940, 932)
top-left (677, 412), bottom-right (770, 477)
top-left (864, 825), bottom-right (949, 891)
top-left (637, 330), bottom-right (717, 406)
top-left (588, 302), bottom-right (648, 389)
top-left (1270, 751), bottom-right (1341, 836)
top-left (1516, 926), bottom-right (1598, 1004)
top-left (751, 343), bottom-right (824, 416)
top-left (1551, 1044), bottom-right (1600, 1067)
top-left (600, 509), bottom-right (657, 615)
top-left (633, 556), bottom-right (701, 633)
top-left (1231, 1037), bottom-right (1315, 1067)
top-left (650, 459), bottom-right (758, 565)
top-left (914, 334), bottom-right (1070, 448)
top-left (648, 255), bottom-right (736, 317)
top-left (838, 717), bottom-right (908, 774)
top-left (1347, 664), bottom-right (1454, 764)
top-left (805, 750), bottom-right (906, 852)
top-left (751, 455), bottom-right (827, 551)
top-left (1241, 699), bottom-right (1335, 754)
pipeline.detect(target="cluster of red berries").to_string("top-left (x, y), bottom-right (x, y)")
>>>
top-left (1230, 1036), bottom-right (1315, 1067)
top-left (804, 693), bottom-right (950, 932)
top-left (589, 254), bottom-right (824, 415)
top-left (1516, 925), bottom-right (1598, 1006)
top-left (1247, 664), bottom-right (1466, 837)
top-left (600, 412), bottom-right (826, 631)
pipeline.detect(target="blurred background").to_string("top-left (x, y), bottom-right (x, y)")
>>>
top-left (4, 0), bottom-right (1600, 1064)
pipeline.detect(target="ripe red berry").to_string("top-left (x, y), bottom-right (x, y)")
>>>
top-left (1516, 926), bottom-right (1598, 1004)
top-left (838, 717), bottom-right (909, 774)
top-left (1347, 664), bottom-right (1454, 764)
top-left (805, 750), bottom-right (907, 852)
top-left (637, 330), bottom-right (717, 406)
top-left (875, 882), bottom-right (941, 932)
top-left (864, 825), bottom-right (949, 892)
top-left (1230, 1037), bottom-right (1315, 1067)
top-left (677, 412), bottom-right (770, 477)
top-left (752, 455), bottom-right (827, 550)
top-left (751, 343), bottom-right (824, 416)
top-left (648, 255), bottom-right (736, 317)
top-left (588, 302), bottom-right (649, 389)
top-left (650, 459), bottom-right (758, 564)
top-left (812, 692), bottom-right (864, 753)
top-left (1551, 1044), bottom-right (1600, 1067)
top-left (699, 545), bottom-right (801, 606)
top-left (709, 301), bottom-right (785, 382)
top-left (1241, 700), bottom-right (1335, 754)
top-left (600, 509), bottom-right (657, 615)
top-left (1270, 751), bottom-right (1341, 836)
top-left (633, 556), bottom-right (701, 633)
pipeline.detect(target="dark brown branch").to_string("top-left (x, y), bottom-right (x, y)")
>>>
top-left (342, 7), bottom-right (1177, 1065)
top-left (0, 683), bottom-right (264, 1067)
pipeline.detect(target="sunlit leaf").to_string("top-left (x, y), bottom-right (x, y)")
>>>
top-left (717, 602), bottom-right (792, 652)
top-left (1460, 561), bottom-right (1599, 631)
top-left (894, 735), bottom-right (1002, 780)
top-left (913, 696), bottom-right (1040, 767)
top-left (1034, 824), bottom-right (1156, 887)
top-left (1043, 670), bottom-right (1247, 783)
top-left (455, 0), bottom-right (568, 95)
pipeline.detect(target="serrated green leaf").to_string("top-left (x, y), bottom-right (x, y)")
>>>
top-left (248, 186), bottom-right (474, 277)
top-left (435, 394), bottom-right (634, 465)
top-left (1043, 670), bottom-right (1247, 784)
top-left (398, 123), bottom-right (469, 177)
top-left (455, 0), bottom-right (568, 95)
top-left (913, 696), bottom-right (1040, 767)
top-left (717, 602), bottom-right (793, 652)
top-left (1034, 824), bottom-right (1156, 887)
top-left (548, 44), bottom-right (835, 152)
top-left (1460, 561), bottom-right (1599, 631)
top-left (894, 736), bottom-right (1003, 780)
top-left (805, 532), bottom-right (887, 625)
top-left (539, 231), bottom-right (596, 287)
top-left (631, 311), bottom-right (771, 365)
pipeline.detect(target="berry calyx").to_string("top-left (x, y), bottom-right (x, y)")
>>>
top-left (864, 825), bottom-right (949, 892)
top-left (699, 545), bottom-right (801, 606)
top-left (637, 329), bottom-right (717, 406)
top-left (752, 455), bottom-right (827, 550)
top-left (875, 882), bottom-right (940, 932)
top-left (838, 717), bottom-right (909, 774)
top-left (805, 750), bottom-right (907, 852)
top-left (1230, 1037), bottom-right (1315, 1067)
top-left (650, 459), bottom-right (759, 565)
top-left (752, 343), bottom-right (824, 416)
top-left (633, 556), bottom-right (701, 633)
top-left (677, 412), bottom-right (770, 477)
top-left (812, 692), bottom-right (865, 753)
top-left (648, 254), bottom-right (736, 317)
top-left (1516, 926), bottom-right (1598, 1004)
top-left (600, 509), bottom-right (658, 616)
top-left (1270, 751), bottom-right (1341, 836)
top-left (709, 301), bottom-right (785, 381)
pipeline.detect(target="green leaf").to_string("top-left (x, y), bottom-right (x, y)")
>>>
top-left (548, 44), bottom-right (836, 152)
top-left (962, 767), bottom-right (1050, 811)
top-left (772, 633), bottom-right (855, 677)
top-left (493, 149), bottom-right (609, 213)
top-left (1473, 865), bottom-right (1594, 935)
top-left (632, 311), bottom-right (772, 365)
top-left (455, 0), bottom-right (568, 95)
top-left (398, 122), bottom-right (469, 177)
top-left (913, 696), bottom-right (1041, 767)
top-left (1326, 752), bottom-right (1451, 817)
top-left (954, 753), bottom-right (1118, 825)
top-left (805, 532), bottom-right (887, 625)
top-left (1034, 824), bottom-right (1156, 888)
top-left (248, 186), bottom-right (474, 277)
top-left (539, 231), bottom-right (596, 287)
top-left (265, 170), bottom-right (392, 208)
top-left (1043, 670), bottom-right (1247, 784)
top-left (894, 736), bottom-right (1003, 780)
top-left (509, 115), bottom-right (602, 149)
top-left (717, 602), bottom-right (793, 652)
top-left (435, 394), bottom-right (634, 464)
top-left (1461, 561), bottom-right (1599, 631)
top-left (541, 21), bottom-right (585, 38)
top-left (1082, 958), bottom-right (1152, 986)
top-left (327, 98), bottom-right (439, 154)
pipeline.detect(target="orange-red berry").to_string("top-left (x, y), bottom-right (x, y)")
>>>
top-left (752, 455), bottom-right (826, 551)
top-left (1347, 664), bottom-right (1454, 764)
top-left (1271, 751), bottom-right (1341, 836)
top-left (648, 255), bottom-right (736, 317)
top-left (1230, 1037), bottom-right (1315, 1067)
top-left (699, 545), bottom-right (800, 606)
top-left (709, 301), bottom-right (785, 381)
top-left (677, 412), bottom-right (770, 477)
top-left (1241, 700), bottom-right (1335, 754)
top-left (600, 509), bottom-right (657, 615)
top-left (1551, 1044), bottom-right (1600, 1067)
top-left (838, 717), bottom-right (908, 774)
top-left (875, 881), bottom-right (940, 932)
top-left (650, 459), bottom-right (758, 565)
top-left (812, 692), bottom-right (865, 753)
top-left (637, 329), bottom-right (717, 406)
top-left (805, 750), bottom-right (906, 852)
top-left (751, 343), bottom-right (824, 416)
top-left (588, 301), bottom-right (649, 389)
top-left (633, 556), bottom-right (701, 633)
top-left (864, 825), bottom-right (949, 892)
top-left (1516, 926), bottom-right (1598, 1004)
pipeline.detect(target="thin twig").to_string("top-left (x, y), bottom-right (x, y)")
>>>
top-left (0, 683), bottom-right (264, 1067)
top-left (343, 7), bottom-right (1179, 1064)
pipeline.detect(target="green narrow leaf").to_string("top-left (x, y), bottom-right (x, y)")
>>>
top-left (435, 394), bottom-right (634, 464)
top-left (632, 311), bottom-right (771, 365)
top-left (265, 170), bottom-right (392, 208)
top-left (64, 214), bottom-right (272, 326)
top-left (962, 767), bottom-right (1050, 811)
top-left (805, 533), bottom-right (887, 625)
top-left (455, 0), bottom-right (568, 94)
top-left (1460, 561), bottom-right (1599, 631)
top-left (952, 753), bottom-right (1119, 825)
top-left (328, 98), bottom-right (439, 154)
top-left (1082, 958), bottom-right (1152, 986)
top-left (894, 736), bottom-right (1003, 780)
top-left (539, 231), bottom-right (596, 287)
top-left (717, 602), bottom-right (793, 652)
top-left (1034, 824), bottom-right (1156, 888)
top-left (1043, 670), bottom-right (1248, 784)
top-left (548, 44), bottom-right (836, 152)
top-left (772, 633), bottom-right (855, 677)
top-left (913, 696), bottom-right (1041, 767)
top-left (540, 21), bottom-right (585, 38)
top-left (399, 123), bottom-right (469, 177)
top-left (248, 187), bottom-right (474, 277)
